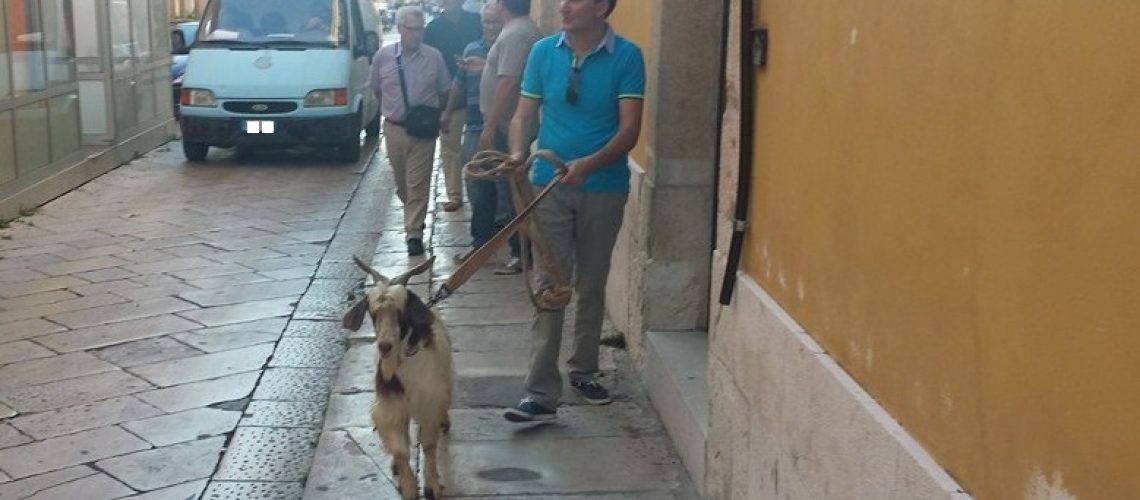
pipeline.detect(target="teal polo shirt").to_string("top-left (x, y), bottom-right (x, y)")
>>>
top-left (520, 27), bottom-right (645, 192)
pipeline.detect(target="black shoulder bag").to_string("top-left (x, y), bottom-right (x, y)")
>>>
top-left (397, 49), bottom-right (442, 139)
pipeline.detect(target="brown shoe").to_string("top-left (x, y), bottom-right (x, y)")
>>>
top-left (442, 201), bottom-right (462, 212)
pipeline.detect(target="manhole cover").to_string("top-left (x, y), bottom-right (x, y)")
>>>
top-left (476, 467), bottom-right (541, 482)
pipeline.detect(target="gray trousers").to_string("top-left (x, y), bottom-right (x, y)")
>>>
top-left (523, 185), bottom-right (628, 409)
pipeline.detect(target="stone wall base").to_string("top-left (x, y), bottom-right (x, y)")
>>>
top-left (707, 271), bottom-right (972, 500)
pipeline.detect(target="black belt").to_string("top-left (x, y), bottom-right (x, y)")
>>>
top-left (385, 118), bottom-right (405, 127)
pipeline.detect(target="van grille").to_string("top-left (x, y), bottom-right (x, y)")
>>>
top-left (223, 101), bottom-right (297, 114)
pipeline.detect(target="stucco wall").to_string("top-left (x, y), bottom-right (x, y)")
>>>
top-left (734, 0), bottom-right (1140, 498)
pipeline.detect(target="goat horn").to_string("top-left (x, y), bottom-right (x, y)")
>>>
top-left (391, 256), bottom-right (435, 286)
top-left (353, 255), bottom-right (389, 287)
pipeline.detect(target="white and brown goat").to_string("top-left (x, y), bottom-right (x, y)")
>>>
top-left (343, 256), bottom-right (453, 500)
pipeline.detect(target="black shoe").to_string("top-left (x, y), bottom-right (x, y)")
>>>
top-left (570, 379), bottom-right (612, 405)
top-left (503, 398), bottom-right (557, 422)
top-left (406, 238), bottom-right (425, 256)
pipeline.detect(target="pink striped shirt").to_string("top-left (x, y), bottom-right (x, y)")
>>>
top-left (370, 42), bottom-right (451, 122)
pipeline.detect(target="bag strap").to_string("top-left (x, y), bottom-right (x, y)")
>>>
top-left (395, 45), bottom-right (412, 112)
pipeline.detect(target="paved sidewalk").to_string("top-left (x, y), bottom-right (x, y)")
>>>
top-left (0, 138), bottom-right (695, 499)
top-left (0, 142), bottom-right (389, 499)
top-left (302, 152), bottom-right (698, 498)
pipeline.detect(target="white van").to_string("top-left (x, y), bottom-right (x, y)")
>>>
top-left (177, 0), bottom-right (382, 162)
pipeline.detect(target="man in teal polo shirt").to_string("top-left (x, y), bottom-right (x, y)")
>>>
top-left (502, 0), bottom-right (645, 422)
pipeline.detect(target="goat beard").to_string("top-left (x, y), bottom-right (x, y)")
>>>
top-left (378, 357), bottom-right (399, 382)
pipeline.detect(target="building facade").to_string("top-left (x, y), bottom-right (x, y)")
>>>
top-left (1, 0), bottom-right (174, 220)
top-left (533, 1), bottom-right (1140, 499)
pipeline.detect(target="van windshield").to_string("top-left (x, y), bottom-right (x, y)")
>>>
top-left (197, 0), bottom-right (348, 47)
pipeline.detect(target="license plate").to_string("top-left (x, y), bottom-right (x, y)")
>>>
top-left (245, 120), bottom-right (275, 134)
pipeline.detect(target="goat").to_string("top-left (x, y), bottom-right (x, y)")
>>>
top-left (343, 255), bottom-right (453, 500)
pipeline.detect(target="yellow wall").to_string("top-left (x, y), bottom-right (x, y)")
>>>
top-left (606, 2), bottom-right (654, 169)
top-left (742, 1), bottom-right (1140, 499)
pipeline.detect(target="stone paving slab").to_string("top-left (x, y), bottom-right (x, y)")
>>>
top-left (7, 395), bottom-right (162, 440)
top-left (135, 371), bottom-right (260, 413)
top-left (0, 426), bottom-right (150, 479)
top-left (92, 337), bottom-right (205, 368)
top-left (0, 352), bottom-right (117, 390)
top-left (96, 436), bottom-right (226, 491)
top-left (18, 471), bottom-right (134, 500)
top-left (127, 344), bottom-right (274, 387)
top-left (34, 314), bottom-right (202, 352)
top-left (172, 317), bottom-right (287, 353)
top-left (0, 370), bottom-right (154, 413)
top-left (0, 341), bottom-right (54, 366)
top-left (120, 479), bottom-right (208, 500)
top-left (0, 466), bottom-right (94, 498)
top-left (121, 408), bottom-right (241, 447)
top-left (0, 423), bottom-right (31, 448)
top-left (176, 297), bottom-right (297, 327)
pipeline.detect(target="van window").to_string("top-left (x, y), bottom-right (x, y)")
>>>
top-left (197, 0), bottom-right (349, 46)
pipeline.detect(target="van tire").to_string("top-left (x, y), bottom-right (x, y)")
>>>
top-left (338, 134), bottom-right (362, 163)
top-left (183, 142), bottom-right (209, 162)
top-left (365, 112), bottom-right (381, 138)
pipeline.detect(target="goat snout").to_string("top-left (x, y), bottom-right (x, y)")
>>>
top-left (378, 341), bottom-right (394, 356)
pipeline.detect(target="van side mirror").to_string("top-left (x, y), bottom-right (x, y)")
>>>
top-left (171, 31), bottom-right (189, 55)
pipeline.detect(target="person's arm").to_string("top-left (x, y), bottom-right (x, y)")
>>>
top-left (440, 78), bottom-right (463, 134)
top-left (479, 74), bottom-right (521, 150)
top-left (561, 99), bottom-right (642, 185)
top-left (508, 96), bottom-right (540, 162)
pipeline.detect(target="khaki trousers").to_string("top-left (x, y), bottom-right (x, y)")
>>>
top-left (523, 186), bottom-right (629, 409)
top-left (440, 109), bottom-right (466, 203)
top-left (383, 120), bottom-right (436, 240)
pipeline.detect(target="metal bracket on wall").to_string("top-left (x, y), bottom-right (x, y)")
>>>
top-left (752, 27), bottom-right (769, 68)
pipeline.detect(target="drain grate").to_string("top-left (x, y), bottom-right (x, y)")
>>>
top-left (241, 400), bottom-right (327, 428)
top-left (202, 480), bottom-right (304, 499)
top-left (253, 368), bottom-right (336, 401)
top-left (268, 337), bottom-right (345, 369)
top-left (214, 427), bottom-right (320, 481)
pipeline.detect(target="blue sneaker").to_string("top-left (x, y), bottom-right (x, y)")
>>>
top-left (503, 398), bottom-right (557, 422)
top-left (570, 379), bottom-right (612, 405)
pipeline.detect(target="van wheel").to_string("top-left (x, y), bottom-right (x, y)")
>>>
top-left (183, 142), bottom-right (209, 162)
top-left (338, 134), bottom-right (361, 163)
top-left (365, 112), bottom-right (381, 138)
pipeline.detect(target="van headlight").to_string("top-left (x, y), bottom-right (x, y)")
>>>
top-left (305, 89), bottom-right (348, 107)
top-left (180, 88), bottom-right (217, 107)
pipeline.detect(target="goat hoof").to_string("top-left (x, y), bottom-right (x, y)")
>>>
top-left (425, 487), bottom-right (438, 500)
top-left (441, 419), bottom-right (451, 434)
top-left (391, 464), bottom-right (399, 476)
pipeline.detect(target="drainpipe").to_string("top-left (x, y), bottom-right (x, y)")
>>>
top-left (718, 0), bottom-right (759, 305)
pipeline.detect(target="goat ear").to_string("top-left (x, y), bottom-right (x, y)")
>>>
top-left (404, 292), bottom-right (434, 327)
top-left (343, 299), bottom-right (369, 331)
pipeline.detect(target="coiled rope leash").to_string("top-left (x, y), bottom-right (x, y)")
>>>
top-left (428, 150), bottom-right (572, 311)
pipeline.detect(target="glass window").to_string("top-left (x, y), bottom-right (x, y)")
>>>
top-left (109, 0), bottom-right (132, 74)
top-left (198, 0), bottom-right (347, 47)
top-left (42, 0), bottom-right (74, 85)
top-left (48, 92), bottom-right (79, 162)
top-left (130, 0), bottom-right (150, 62)
top-left (113, 76), bottom-right (136, 132)
top-left (7, 0), bottom-right (47, 96)
top-left (72, 1), bottom-right (98, 59)
top-left (134, 67), bottom-right (155, 124)
top-left (14, 100), bottom-right (49, 173)
top-left (150, 0), bottom-right (169, 61)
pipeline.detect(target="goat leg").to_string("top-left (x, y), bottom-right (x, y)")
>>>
top-left (420, 421), bottom-right (444, 500)
top-left (373, 406), bottom-right (417, 500)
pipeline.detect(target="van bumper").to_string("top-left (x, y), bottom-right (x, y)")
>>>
top-left (179, 114), bottom-right (356, 147)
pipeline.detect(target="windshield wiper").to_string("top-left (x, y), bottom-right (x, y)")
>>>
top-left (259, 40), bottom-right (339, 49)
